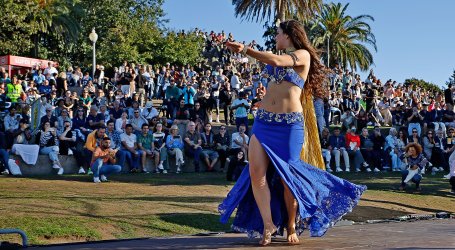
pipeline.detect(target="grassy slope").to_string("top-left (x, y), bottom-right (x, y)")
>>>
top-left (0, 172), bottom-right (453, 245)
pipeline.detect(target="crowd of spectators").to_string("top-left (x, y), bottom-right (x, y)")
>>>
top-left (0, 29), bottom-right (453, 192)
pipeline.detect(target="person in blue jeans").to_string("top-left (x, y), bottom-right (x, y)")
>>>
top-left (121, 124), bottom-right (146, 172)
top-left (231, 91), bottom-right (251, 134)
top-left (91, 137), bottom-right (121, 183)
top-left (399, 142), bottom-right (428, 191)
top-left (0, 149), bottom-right (10, 175)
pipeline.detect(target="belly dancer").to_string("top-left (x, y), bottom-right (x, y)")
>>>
top-left (219, 20), bottom-right (367, 246)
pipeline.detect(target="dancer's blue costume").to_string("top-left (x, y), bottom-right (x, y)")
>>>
top-left (219, 65), bottom-right (367, 238)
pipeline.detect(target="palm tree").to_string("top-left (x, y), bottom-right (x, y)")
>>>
top-left (309, 3), bottom-right (377, 71)
top-left (31, 0), bottom-right (81, 57)
top-left (232, 0), bottom-right (323, 22)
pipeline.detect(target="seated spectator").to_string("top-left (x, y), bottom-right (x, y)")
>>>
top-left (105, 120), bottom-right (126, 171)
top-left (173, 99), bottom-right (191, 128)
top-left (40, 105), bottom-right (58, 128)
top-left (84, 126), bottom-right (108, 174)
top-left (90, 137), bottom-right (122, 183)
top-left (59, 120), bottom-right (85, 174)
top-left (184, 121), bottom-right (203, 172)
top-left (385, 128), bottom-right (403, 172)
top-left (399, 142), bottom-right (428, 191)
top-left (230, 124), bottom-right (249, 161)
top-left (408, 128), bottom-right (422, 145)
top-left (109, 100), bottom-right (124, 120)
top-left (355, 109), bottom-right (368, 132)
top-left (340, 108), bottom-right (356, 132)
top-left (137, 123), bottom-right (155, 173)
top-left (201, 123), bottom-right (219, 172)
top-left (214, 125), bottom-right (230, 171)
top-left (320, 127), bottom-right (332, 172)
top-left (57, 109), bottom-right (72, 133)
top-left (166, 125), bottom-right (185, 173)
top-left (378, 97), bottom-right (392, 126)
top-left (153, 123), bottom-right (169, 173)
top-left (127, 101), bottom-right (141, 118)
top-left (99, 104), bottom-right (110, 124)
top-left (86, 106), bottom-right (105, 130)
top-left (4, 106), bottom-right (22, 149)
top-left (72, 108), bottom-right (88, 134)
top-left (121, 124), bottom-right (145, 172)
top-left (39, 121), bottom-right (63, 175)
top-left (345, 127), bottom-right (369, 172)
top-left (226, 151), bottom-right (248, 181)
top-left (38, 80), bottom-right (52, 95)
top-left (448, 150), bottom-right (455, 194)
top-left (130, 108), bottom-right (148, 134)
top-left (432, 129), bottom-right (449, 172)
top-left (329, 127), bottom-right (350, 172)
top-left (115, 111), bottom-right (129, 133)
top-left (79, 89), bottom-right (92, 110)
top-left (0, 132), bottom-right (10, 175)
top-left (359, 128), bottom-right (375, 173)
top-left (13, 119), bottom-right (33, 145)
top-left (142, 101), bottom-right (159, 122)
top-left (407, 106), bottom-right (424, 137)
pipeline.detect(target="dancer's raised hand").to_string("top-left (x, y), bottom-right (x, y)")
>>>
top-left (225, 41), bottom-right (244, 53)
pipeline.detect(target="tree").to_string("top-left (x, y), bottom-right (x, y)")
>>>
top-left (232, 0), bottom-right (323, 22)
top-left (262, 21), bottom-right (277, 52)
top-left (446, 69), bottom-right (455, 86)
top-left (404, 78), bottom-right (443, 93)
top-left (309, 3), bottom-right (377, 71)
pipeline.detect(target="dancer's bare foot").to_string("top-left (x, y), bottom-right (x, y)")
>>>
top-left (259, 225), bottom-right (277, 246)
top-left (287, 226), bottom-right (299, 244)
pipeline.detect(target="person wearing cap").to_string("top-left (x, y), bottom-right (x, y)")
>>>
top-left (141, 101), bottom-right (158, 121)
top-left (57, 109), bottom-right (72, 133)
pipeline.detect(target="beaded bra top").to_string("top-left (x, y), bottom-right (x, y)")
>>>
top-left (262, 64), bottom-right (306, 89)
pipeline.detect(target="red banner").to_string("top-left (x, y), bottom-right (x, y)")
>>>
top-left (0, 55), bottom-right (56, 69)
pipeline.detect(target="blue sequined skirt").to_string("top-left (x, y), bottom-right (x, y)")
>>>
top-left (219, 109), bottom-right (367, 238)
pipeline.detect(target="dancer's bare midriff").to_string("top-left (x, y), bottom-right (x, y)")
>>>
top-left (260, 80), bottom-right (303, 114)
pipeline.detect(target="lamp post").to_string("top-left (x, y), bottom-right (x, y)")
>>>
top-left (89, 28), bottom-right (98, 78)
top-left (327, 33), bottom-right (330, 68)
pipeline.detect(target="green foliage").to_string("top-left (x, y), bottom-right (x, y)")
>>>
top-left (0, 0), bottom-right (203, 69)
top-left (446, 69), bottom-right (455, 86)
top-left (404, 78), bottom-right (443, 93)
top-left (309, 3), bottom-right (377, 71)
top-left (262, 21), bottom-right (277, 52)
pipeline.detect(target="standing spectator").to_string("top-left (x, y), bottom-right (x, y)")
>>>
top-left (184, 121), bottom-right (203, 172)
top-left (329, 127), bottom-right (350, 172)
top-left (231, 92), bottom-right (250, 134)
top-left (214, 125), bottom-right (230, 171)
top-left (164, 78), bottom-right (181, 119)
top-left (90, 137), bottom-right (122, 183)
top-left (399, 143), bottom-right (428, 191)
top-left (444, 84), bottom-right (454, 110)
top-left (219, 82), bottom-right (234, 125)
top-left (6, 76), bottom-right (23, 103)
top-left (165, 125), bottom-right (185, 173)
top-left (121, 124), bottom-right (146, 172)
top-left (200, 123), bottom-right (219, 172)
top-left (39, 121), bottom-right (63, 175)
top-left (182, 81), bottom-right (196, 109)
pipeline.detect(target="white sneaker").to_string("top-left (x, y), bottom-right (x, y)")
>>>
top-left (78, 167), bottom-right (86, 174)
top-left (100, 175), bottom-right (108, 182)
top-left (163, 170), bottom-right (168, 174)
top-left (432, 167), bottom-right (439, 172)
top-left (1, 169), bottom-right (10, 175)
top-left (155, 168), bottom-right (160, 174)
top-left (336, 167), bottom-right (343, 172)
top-left (355, 168), bottom-right (361, 173)
top-left (176, 167), bottom-right (181, 174)
top-left (438, 167), bottom-right (444, 172)
top-left (373, 168), bottom-right (380, 173)
top-left (226, 158), bottom-right (231, 163)
top-left (345, 168), bottom-right (350, 172)
top-left (57, 167), bottom-right (64, 175)
top-left (326, 167), bottom-right (332, 172)
top-left (52, 164), bottom-right (60, 169)
top-left (93, 177), bottom-right (101, 183)
top-left (366, 168), bottom-right (372, 172)
top-left (362, 162), bottom-right (369, 168)
top-left (157, 163), bottom-right (164, 171)
top-left (443, 174), bottom-right (451, 179)
top-left (68, 149), bottom-right (73, 156)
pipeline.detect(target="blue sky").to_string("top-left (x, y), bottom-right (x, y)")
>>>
top-left (162, 0), bottom-right (455, 87)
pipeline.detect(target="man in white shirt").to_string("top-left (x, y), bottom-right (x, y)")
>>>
top-left (43, 62), bottom-right (58, 80)
top-left (230, 124), bottom-right (249, 161)
top-left (230, 72), bottom-right (241, 92)
top-left (121, 124), bottom-right (146, 172)
top-left (141, 101), bottom-right (159, 121)
top-left (130, 108), bottom-right (148, 134)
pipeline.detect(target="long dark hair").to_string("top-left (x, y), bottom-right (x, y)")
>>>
top-left (280, 20), bottom-right (328, 98)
